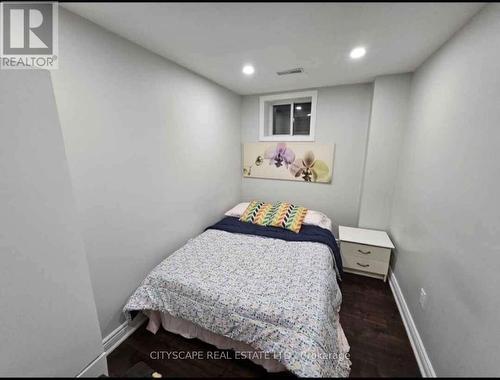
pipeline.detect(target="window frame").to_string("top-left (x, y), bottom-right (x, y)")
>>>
top-left (259, 90), bottom-right (317, 142)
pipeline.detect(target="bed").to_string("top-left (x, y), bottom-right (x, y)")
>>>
top-left (123, 210), bottom-right (351, 377)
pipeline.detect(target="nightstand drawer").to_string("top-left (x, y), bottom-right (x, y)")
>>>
top-left (340, 241), bottom-right (391, 263)
top-left (342, 254), bottom-right (389, 276)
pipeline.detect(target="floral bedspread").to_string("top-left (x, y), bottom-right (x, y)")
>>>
top-left (123, 229), bottom-right (351, 377)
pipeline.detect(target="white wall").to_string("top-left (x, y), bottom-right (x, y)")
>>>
top-left (359, 74), bottom-right (412, 230)
top-left (0, 70), bottom-right (105, 376)
top-left (50, 9), bottom-right (242, 337)
top-left (241, 84), bottom-right (373, 232)
top-left (389, 4), bottom-right (500, 376)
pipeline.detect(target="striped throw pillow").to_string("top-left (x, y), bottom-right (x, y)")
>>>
top-left (239, 201), bottom-right (275, 226)
top-left (268, 202), bottom-right (308, 233)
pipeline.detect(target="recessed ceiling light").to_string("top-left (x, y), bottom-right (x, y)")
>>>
top-left (350, 46), bottom-right (366, 59)
top-left (242, 64), bottom-right (255, 75)
top-left (295, 106), bottom-right (302, 110)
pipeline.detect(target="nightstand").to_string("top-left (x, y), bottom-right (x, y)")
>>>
top-left (339, 226), bottom-right (395, 282)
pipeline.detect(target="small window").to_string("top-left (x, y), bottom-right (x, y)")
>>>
top-left (259, 90), bottom-right (317, 141)
top-left (272, 104), bottom-right (291, 135)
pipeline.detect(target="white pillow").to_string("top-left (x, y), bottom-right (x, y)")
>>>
top-left (224, 202), bottom-right (250, 217)
top-left (303, 210), bottom-right (333, 231)
top-left (225, 202), bottom-right (333, 231)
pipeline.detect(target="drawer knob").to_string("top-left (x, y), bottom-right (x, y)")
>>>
top-left (357, 249), bottom-right (371, 255)
top-left (356, 262), bottom-right (370, 268)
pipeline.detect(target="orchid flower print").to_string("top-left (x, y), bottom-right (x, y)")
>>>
top-left (243, 156), bottom-right (264, 176)
top-left (264, 143), bottom-right (296, 168)
top-left (290, 150), bottom-right (329, 182)
top-left (243, 142), bottom-right (332, 183)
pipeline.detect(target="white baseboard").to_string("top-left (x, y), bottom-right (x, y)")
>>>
top-left (76, 352), bottom-right (108, 378)
top-left (77, 314), bottom-right (147, 377)
top-left (102, 313), bottom-right (147, 355)
top-left (388, 269), bottom-right (436, 377)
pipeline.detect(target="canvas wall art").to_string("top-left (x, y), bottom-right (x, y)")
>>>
top-left (243, 142), bottom-right (334, 183)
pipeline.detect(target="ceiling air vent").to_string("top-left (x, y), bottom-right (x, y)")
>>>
top-left (276, 67), bottom-right (304, 76)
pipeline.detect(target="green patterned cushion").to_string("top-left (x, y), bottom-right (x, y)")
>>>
top-left (239, 201), bottom-right (275, 226)
top-left (268, 202), bottom-right (308, 233)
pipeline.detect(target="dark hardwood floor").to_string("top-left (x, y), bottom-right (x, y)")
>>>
top-left (339, 274), bottom-right (420, 377)
top-left (107, 273), bottom-right (420, 377)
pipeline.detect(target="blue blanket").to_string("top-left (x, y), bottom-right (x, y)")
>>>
top-left (206, 216), bottom-right (343, 277)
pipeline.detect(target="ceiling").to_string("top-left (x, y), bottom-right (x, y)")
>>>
top-left (63, 3), bottom-right (483, 95)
